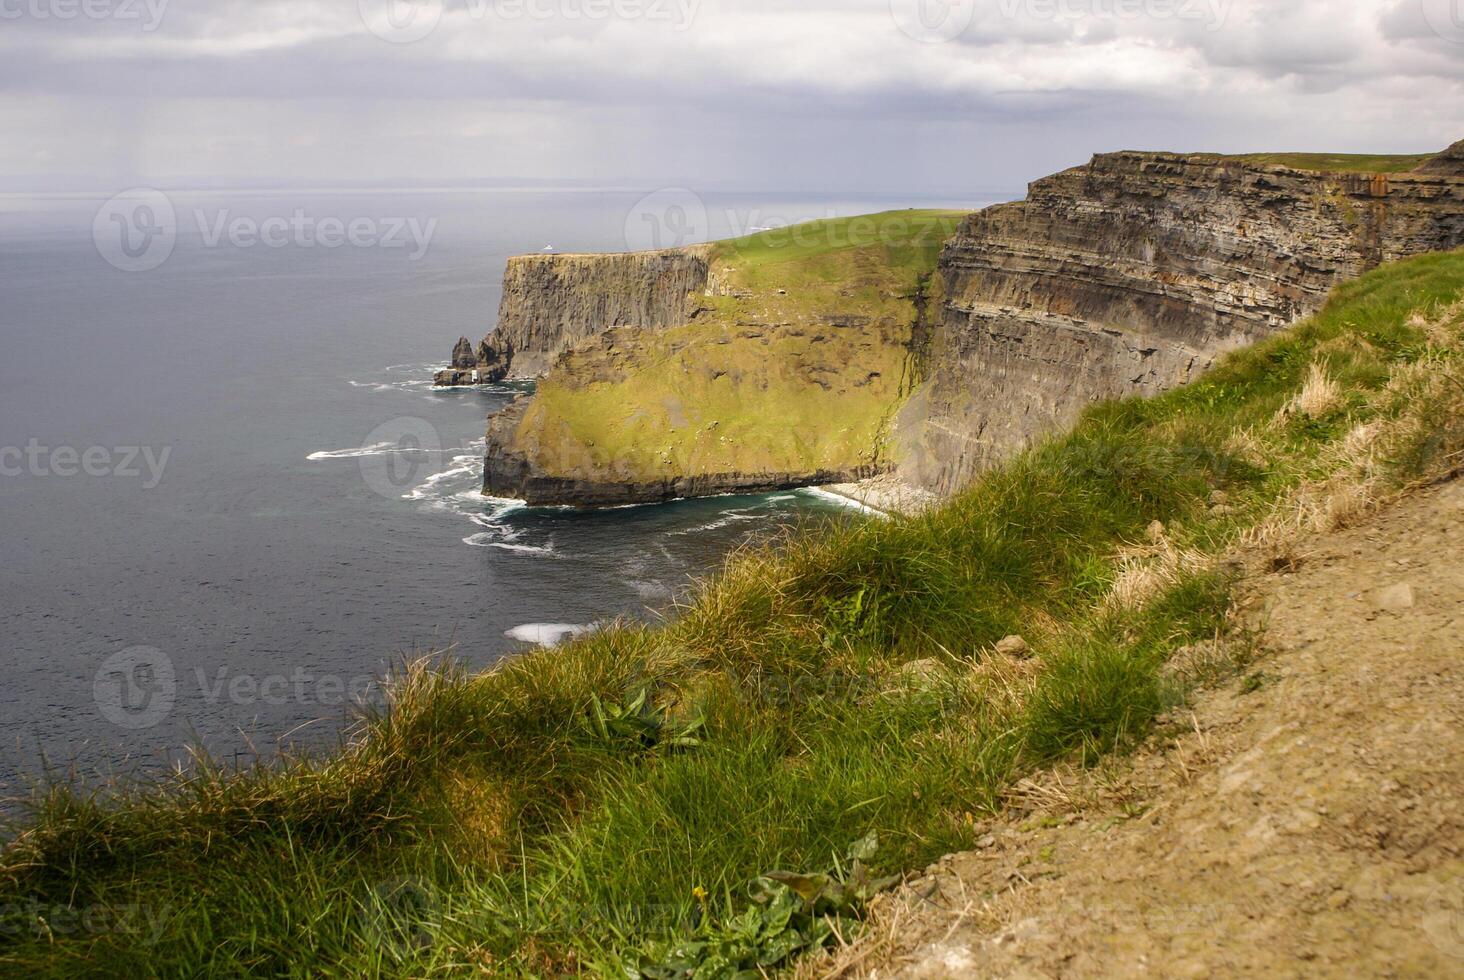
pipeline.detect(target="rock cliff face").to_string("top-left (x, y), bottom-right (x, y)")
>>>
top-left (492, 246), bottom-right (714, 378)
top-left (899, 149), bottom-right (1464, 493)
top-left (434, 246), bottom-right (713, 387)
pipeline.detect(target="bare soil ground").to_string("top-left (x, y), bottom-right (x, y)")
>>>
top-left (831, 476), bottom-right (1464, 978)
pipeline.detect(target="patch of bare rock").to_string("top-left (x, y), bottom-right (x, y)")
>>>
top-left (817, 474), bottom-right (941, 516)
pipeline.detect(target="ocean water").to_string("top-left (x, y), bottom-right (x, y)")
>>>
top-left (0, 185), bottom-right (985, 792)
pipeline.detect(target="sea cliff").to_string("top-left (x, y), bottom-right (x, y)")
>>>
top-left (900, 145), bottom-right (1464, 492)
top-left (447, 142), bottom-right (1464, 508)
top-left (18, 249), bottom-right (1464, 976)
top-left (493, 246), bottom-right (714, 379)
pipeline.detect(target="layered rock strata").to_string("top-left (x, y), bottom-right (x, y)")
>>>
top-left (434, 247), bottom-right (713, 387)
top-left (492, 245), bottom-right (713, 379)
top-left (469, 211), bottom-right (962, 505)
top-left (438, 146), bottom-right (1464, 508)
top-left (899, 148), bottom-right (1464, 493)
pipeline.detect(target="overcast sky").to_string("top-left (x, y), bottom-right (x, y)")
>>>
top-left (1, 0), bottom-right (1460, 192)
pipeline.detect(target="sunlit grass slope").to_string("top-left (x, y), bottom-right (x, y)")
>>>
top-left (505, 210), bottom-right (966, 483)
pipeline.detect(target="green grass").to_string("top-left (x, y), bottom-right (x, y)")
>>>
top-left (523, 317), bottom-right (911, 477)
top-left (1202, 151), bottom-right (1434, 174)
top-left (506, 210), bottom-right (966, 484)
top-left (4, 251), bottom-right (1463, 977)
top-left (712, 209), bottom-right (968, 271)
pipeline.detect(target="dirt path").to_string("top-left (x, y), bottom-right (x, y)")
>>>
top-left (840, 477), bottom-right (1464, 978)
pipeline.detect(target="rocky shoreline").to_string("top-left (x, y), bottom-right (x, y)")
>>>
top-left (814, 473), bottom-right (940, 517)
top-left (433, 334), bottom-right (514, 387)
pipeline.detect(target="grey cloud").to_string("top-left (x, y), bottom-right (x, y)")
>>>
top-left (0, 0), bottom-right (1458, 190)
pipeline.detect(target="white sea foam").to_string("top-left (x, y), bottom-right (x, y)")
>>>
top-left (461, 516), bottom-right (554, 554)
top-left (425, 380), bottom-right (530, 397)
top-left (468, 513), bottom-right (521, 539)
top-left (403, 453), bottom-right (480, 501)
top-left (422, 485), bottom-right (527, 524)
top-left (307, 442), bottom-right (410, 461)
top-left (797, 486), bottom-right (887, 516)
top-left (348, 379), bottom-right (434, 392)
top-left (505, 623), bottom-right (591, 647)
top-left (484, 541), bottom-right (557, 556)
top-left (479, 494), bottom-right (526, 513)
top-left (672, 507), bottom-right (764, 535)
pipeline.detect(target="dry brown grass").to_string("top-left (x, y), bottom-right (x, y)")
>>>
top-left (1274, 361), bottom-right (1344, 423)
top-left (1104, 535), bottom-right (1213, 613)
top-left (1224, 426), bottom-right (1268, 467)
top-left (968, 652), bottom-right (1042, 715)
top-left (1240, 308), bottom-right (1464, 571)
top-left (1410, 298), bottom-right (1464, 348)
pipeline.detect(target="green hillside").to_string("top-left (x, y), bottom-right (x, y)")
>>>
top-left (4, 250), bottom-right (1461, 976)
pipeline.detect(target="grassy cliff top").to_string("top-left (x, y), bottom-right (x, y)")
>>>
top-left (5, 252), bottom-right (1464, 976)
top-left (711, 209), bottom-right (968, 268)
top-left (704, 208), bottom-right (963, 310)
top-left (1201, 151), bottom-right (1435, 174)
